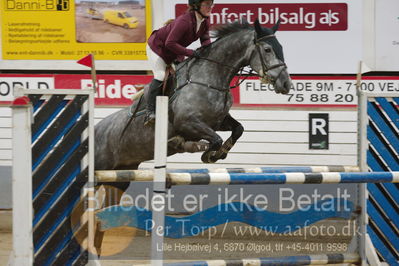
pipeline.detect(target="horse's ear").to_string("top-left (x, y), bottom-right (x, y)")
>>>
top-left (254, 19), bottom-right (262, 35)
top-left (272, 19), bottom-right (281, 33)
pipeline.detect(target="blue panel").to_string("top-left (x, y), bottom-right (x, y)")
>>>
top-left (368, 201), bottom-right (399, 249)
top-left (381, 183), bottom-right (399, 205)
top-left (33, 140), bottom-right (80, 199)
top-left (367, 127), bottom-right (399, 170)
top-left (368, 102), bottom-right (399, 154)
top-left (367, 151), bottom-right (386, 171)
top-left (32, 112), bottom-right (80, 171)
top-left (376, 97), bottom-right (399, 130)
top-left (368, 184), bottom-right (399, 229)
top-left (32, 101), bottom-right (67, 142)
top-left (368, 225), bottom-right (399, 265)
top-left (43, 230), bottom-right (73, 266)
top-left (367, 151), bottom-right (399, 206)
top-left (33, 100), bottom-right (45, 112)
top-left (34, 187), bottom-right (80, 253)
top-left (33, 166), bottom-right (80, 227)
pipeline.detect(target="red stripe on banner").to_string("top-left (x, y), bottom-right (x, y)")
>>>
top-left (234, 104), bottom-right (357, 108)
top-left (0, 74), bottom-right (398, 108)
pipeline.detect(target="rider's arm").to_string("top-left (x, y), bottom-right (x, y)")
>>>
top-left (200, 20), bottom-right (211, 46)
top-left (165, 17), bottom-right (194, 57)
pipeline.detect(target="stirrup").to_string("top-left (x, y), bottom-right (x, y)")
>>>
top-left (144, 111), bottom-right (156, 126)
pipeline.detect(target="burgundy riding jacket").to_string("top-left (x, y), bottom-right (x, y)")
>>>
top-left (148, 11), bottom-right (211, 64)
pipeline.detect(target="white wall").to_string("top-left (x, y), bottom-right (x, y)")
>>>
top-left (0, 107), bottom-right (11, 166)
top-left (139, 109), bottom-right (358, 169)
top-left (0, 106), bottom-right (357, 168)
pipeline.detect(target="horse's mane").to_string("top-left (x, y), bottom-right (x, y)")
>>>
top-left (210, 21), bottom-right (252, 40)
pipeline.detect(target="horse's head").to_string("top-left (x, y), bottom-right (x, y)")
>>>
top-left (249, 19), bottom-right (293, 94)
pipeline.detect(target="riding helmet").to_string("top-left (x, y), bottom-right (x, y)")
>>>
top-left (188, 0), bottom-right (213, 8)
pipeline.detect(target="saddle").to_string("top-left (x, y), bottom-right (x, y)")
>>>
top-left (161, 65), bottom-right (177, 97)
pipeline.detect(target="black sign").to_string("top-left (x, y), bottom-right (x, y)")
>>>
top-left (309, 113), bottom-right (329, 150)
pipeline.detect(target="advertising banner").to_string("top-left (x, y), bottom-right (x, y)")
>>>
top-left (0, 0), bottom-right (152, 60)
top-left (375, 0), bottom-right (399, 70)
top-left (175, 3), bottom-right (348, 31)
top-left (166, 0), bottom-right (362, 74)
top-left (1, 74), bottom-right (398, 108)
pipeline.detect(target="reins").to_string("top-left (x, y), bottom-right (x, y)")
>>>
top-left (174, 33), bottom-right (287, 94)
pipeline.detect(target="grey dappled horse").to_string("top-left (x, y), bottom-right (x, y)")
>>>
top-left (95, 20), bottom-right (292, 192)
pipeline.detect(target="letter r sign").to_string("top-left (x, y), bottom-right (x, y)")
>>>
top-left (309, 113), bottom-right (329, 149)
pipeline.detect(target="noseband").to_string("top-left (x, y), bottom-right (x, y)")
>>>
top-left (253, 34), bottom-right (287, 85)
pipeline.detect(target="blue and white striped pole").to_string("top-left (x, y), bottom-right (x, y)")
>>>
top-left (96, 171), bottom-right (399, 185)
top-left (168, 165), bottom-right (359, 174)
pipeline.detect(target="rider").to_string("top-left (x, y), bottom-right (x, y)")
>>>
top-left (144, 0), bottom-right (214, 125)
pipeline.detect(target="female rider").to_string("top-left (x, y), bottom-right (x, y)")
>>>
top-left (145, 0), bottom-right (214, 125)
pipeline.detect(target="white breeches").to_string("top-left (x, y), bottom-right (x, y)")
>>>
top-left (146, 44), bottom-right (167, 81)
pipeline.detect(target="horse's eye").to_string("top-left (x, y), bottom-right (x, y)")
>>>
top-left (265, 48), bottom-right (272, 53)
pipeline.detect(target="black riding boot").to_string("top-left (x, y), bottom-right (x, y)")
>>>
top-left (144, 79), bottom-right (163, 126)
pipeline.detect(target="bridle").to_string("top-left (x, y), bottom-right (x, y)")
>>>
top-left (173, 32), bottom-right (287, 93)
top-left (253, 33), bottom-right (287, 85)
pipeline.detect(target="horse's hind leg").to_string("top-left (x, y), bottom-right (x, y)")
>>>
top-left (210, 114), bottom-right (244, 162)
top-left (168, 135), bottom-right (209, 153)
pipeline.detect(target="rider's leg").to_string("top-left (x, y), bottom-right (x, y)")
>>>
top-left (145, 79), bottom-right (162, 125)
top-left (145, 44), bottom-right (166, 125)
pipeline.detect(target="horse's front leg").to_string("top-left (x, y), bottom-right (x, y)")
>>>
top-left (176, 118), bottom-right (223, 163)
top-left (210, 113), bottom-right (244, 162)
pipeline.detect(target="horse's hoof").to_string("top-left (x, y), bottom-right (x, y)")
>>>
top-left (201, 152), bottom-right (217, 163)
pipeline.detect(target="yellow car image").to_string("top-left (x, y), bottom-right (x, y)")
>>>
top-left (85, 8), bottom-right (103, 20)
top-left (103, 10), bottom-right (139, 29)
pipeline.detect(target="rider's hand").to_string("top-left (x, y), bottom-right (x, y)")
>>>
top-left (192, 50), bottom-right (201, 58)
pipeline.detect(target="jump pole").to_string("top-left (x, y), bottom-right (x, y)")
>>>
top-left (151, 96), bottom-right (169, 265)
top-left (95, 170), bottom-right (399, 184)
top-left (10, 90), bottom-right (33, 266)
top-left (356, 61), bottom-right (368, 266)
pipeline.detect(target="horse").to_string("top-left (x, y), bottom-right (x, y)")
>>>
top-left (93, 18), bottom-right (292, 255)
top-left (95, 19), bottom-right (290, 200)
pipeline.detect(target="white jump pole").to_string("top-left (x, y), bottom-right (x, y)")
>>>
top-left (356, 61), bottom-right (367, 266)
top-left (151, 96), bottom-right (169, 265)
top-left (10, 87), bottom-right (33, 266)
